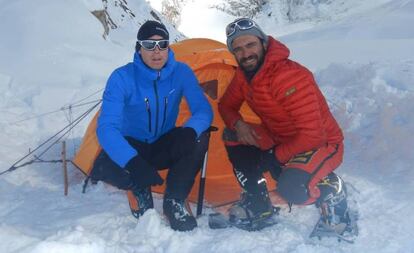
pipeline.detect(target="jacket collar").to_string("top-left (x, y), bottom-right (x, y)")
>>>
top-left (133, 49), bottom-right (176, 81)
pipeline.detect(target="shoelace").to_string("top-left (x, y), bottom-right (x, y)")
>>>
top-left (170, 199), bottom-right (190, 220)
top-left (135, 189), bottom-right (151, 208)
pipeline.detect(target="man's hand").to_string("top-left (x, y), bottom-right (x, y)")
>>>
top-left (125, 155), bottom-right (164, 189)
top-left (234, 120), bottom-right (260, 147)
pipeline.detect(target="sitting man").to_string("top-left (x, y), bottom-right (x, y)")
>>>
top-left (91, 20), bottom-right (213, 232)
top-left (218, 18), bottom-right (352, 234)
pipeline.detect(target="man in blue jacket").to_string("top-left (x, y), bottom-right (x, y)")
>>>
top-left (91, 20), bottom-right (213, 232)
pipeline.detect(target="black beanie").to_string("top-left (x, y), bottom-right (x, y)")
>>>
top-left (137, 20), bottom-right (169, 41)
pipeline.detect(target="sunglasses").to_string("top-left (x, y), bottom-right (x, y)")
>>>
top-left (138, 39), bottom-right (169, 51)
top-left (226, 18), bottom-right (258, 37)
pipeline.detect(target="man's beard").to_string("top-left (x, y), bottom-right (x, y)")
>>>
top-left (239, 55), bottom-right (260, 73)
top-left (238, 47), bottom-right (265, 78)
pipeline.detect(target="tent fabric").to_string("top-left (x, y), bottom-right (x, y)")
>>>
top-left (72, 38), bottom-right (277, 207)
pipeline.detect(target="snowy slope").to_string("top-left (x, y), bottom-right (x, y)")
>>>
top-left (0, 0), bottom-right (182, 165)
top-left (1, 0), bottom-right (414, 252)
top-left (282, 0), bottom-right (414, 69)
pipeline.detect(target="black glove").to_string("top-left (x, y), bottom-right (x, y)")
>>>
top-left (125, 155), bottom-right (163, 189)
top-left (170, 127), bottom-right (197, 159)
top-left (260, 148), bottom-right (282, 180)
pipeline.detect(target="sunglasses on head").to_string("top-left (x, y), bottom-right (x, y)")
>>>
top-left (138, 39), bottom-right (169, 51)
top-left (226, 18), bottom-right (258, 37)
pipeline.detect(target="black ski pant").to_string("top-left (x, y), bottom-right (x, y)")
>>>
top-left (223, 128), bottom-right (333, 205)
top-left (225, 144), bottom-right (282, 195)
top-left (91, 127), bottom-right (209, 200)
top-left (225, 143), bottom-right (340, 205)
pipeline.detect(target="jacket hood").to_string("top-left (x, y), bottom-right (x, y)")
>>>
top-left (133, 49), bottom-right (176, 81)
top-left (264, 36), bottom-right (290, 63)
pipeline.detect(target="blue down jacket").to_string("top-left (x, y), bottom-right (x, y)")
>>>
top-left (97, 50), bottom-right (213, 168)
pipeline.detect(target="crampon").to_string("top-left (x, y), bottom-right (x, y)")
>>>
top-left (309, 209), bottom-right (359, 243)
top-left (208, 206), bottom-right (280, 231)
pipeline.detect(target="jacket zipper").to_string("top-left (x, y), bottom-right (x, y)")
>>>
top-left (144, 97), bottom-right (151, 132)
top-left (161, 96), bottom-right (168, 131)
top-left (153, 72), bottom-right (161, 137)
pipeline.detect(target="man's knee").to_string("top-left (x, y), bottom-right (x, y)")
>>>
top-left (277, 168), bottom-right (312, 205)
top-left (195, 130), bottom-right (209, 155)
top-left (226, 145), bottom-right (263, 174)
top-left (169, 130), bottom-right (210, 177)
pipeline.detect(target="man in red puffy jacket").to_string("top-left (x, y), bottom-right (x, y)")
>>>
top-left (218, 18), bottom-right (352, 233)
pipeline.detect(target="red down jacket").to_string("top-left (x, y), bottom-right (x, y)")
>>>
top-left (218, 36), bottom-right (343, 164)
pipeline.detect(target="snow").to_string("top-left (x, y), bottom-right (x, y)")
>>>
top-left (1, 0), bottom-right (414, 252)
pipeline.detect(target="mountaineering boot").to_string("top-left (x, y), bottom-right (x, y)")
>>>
top-left (317, 173), bottom-right (350, 229)
top-left (130, 186), bottom-right (154, 218)
top-left (163, 198), bottom-right (197, 231)
top-left (311, 173), bottom-right (358, 242)
top-left (228, 178), bottom-right (276, 231)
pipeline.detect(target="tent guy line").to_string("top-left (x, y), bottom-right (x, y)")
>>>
top-left (10, 99), bottom-right (103, 125)
top-left (0, 100), bottom-right (101, 176)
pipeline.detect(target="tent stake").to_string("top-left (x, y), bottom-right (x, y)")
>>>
top-left (62, 141), bottom-right (68, 196)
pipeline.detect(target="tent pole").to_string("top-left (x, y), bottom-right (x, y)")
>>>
top-left (62, 141), bottom-right (68, 196)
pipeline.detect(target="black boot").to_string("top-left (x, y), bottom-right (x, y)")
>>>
top-left (316, 173), bottom-right (352, 234)
top-left (130, 186), bottom-right (154, 219)
top-left (310, 173), bottom-right (359, 242)
top-left (163, 198), bottom-right (197, 231)
top-left (228, 178), bottom-right (276, 230)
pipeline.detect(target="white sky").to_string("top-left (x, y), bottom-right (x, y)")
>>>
top-left (148, 0), bottom-right (234, 42)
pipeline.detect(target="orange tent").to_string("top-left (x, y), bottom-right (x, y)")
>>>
top-left (72, 38), bottom-right (279, 210)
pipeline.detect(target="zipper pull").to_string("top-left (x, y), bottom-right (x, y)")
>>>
top-left (144, 97), bottom-right (150, 110)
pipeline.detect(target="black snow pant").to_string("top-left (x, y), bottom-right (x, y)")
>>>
top-left (225, 144), bottom-right (282, 195)
top-left (224, 127), bottom-right (315, 205)
top-left (223, 127), bottom-right (340, 205)
top-left (90, 127), bottom-right (209, 200)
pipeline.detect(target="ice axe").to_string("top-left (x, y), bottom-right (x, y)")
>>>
top-left (196, 126), bottom-right (218, 217)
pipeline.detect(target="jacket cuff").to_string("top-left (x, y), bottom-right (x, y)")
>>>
top-left (117, 149), bottom-right (138, 169)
